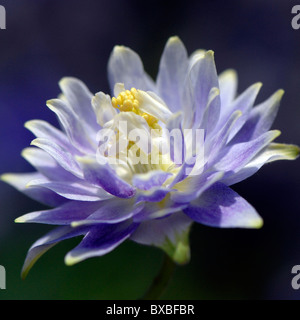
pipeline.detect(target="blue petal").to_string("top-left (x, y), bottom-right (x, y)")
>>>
top-left (1, 172), bottom-right (67, 207)
top-left (187, 50), bottom-right (219, 128)
top-left (20, 225), bottom-right (89, 279)
top-left (108, 45), bottom-right (155, 92)
top-left (230, 90), bottom-right (284, 144)
top-left (77, 157), bottom-right (136, 199)
top-left (71, 198), bottom-right (144, 225)
top-left (27, 179), bottom-right (113, 202)
top-left (218, 69), bottom-right (238, 110)
top-left (59, 77), bottom-right (99, 132)
top-left (15, 201), bottom-right (103, 225)
top-left (25, 120), bottom-right (79, 155)
top-left (156, 36), bottom-right (188, 113)
top-left (64, 221), bottom-right (139, 265)
top-left (31, 138), bottom-right (83, 178)
top-left (184, 182), bottom-right (263, 228)
top-left (46, 99), bottom-right (96, 154)
top-left (222, 142), bottom-right (300, 185)
top-left (22, 147), bottom-right (78, 182)
top-left (215, 130), bottom-right (281, 175)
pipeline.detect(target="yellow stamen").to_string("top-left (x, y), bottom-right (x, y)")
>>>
top-left (111, 87), bottom-right (159, 128)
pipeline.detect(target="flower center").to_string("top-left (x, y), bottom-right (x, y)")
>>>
top-left (111, 88), bottom-right (159, 128)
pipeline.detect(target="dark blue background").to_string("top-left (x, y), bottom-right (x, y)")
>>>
top-left (0, 0), bottom-right (300, 299)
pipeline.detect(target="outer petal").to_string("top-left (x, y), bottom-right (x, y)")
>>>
top-left (46, 99), bottom-right (96, 154)
top-left (20, 225), bottom-right (89, 279)
top-left (25, 120), bottom-right (79, 155)
top-left (31, 138), bottom-right (83, 178)
top-left (21, 147), bottom-right (78, 182)
top-left (184, 182), bottom-right (263, 228)
top-left (59, 77), bottom-right (99, 132)
top-left (131, 212), bottom-right (193, 265)
top-left (108, 45), bottom-right (155, 92)
top-left (26, 179), bottom-right (113, 202)
top-left (0, 172), bottom-right (66, 207)
top-left (64, 221), bottom-right (139, 265)
top-left (222, 142), bottom-right (300, 185)
top-left (230, 90), bottom-right (284, 144)
top-left (188, 50), bottom-right (220, 128)
top-left (215, 130), bottom-right (281, 175)
top-left (218, 69), bottom-right (238, 110)
top-left (156, 36), bottom-right (188, 113)
top-left (15, 201), bottom-right (103, 225)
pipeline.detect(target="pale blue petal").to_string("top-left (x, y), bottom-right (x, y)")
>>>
top-left (77, 157), bottom-right (136, 199)
top-left (25, 120), bottom-right (79, 155)
top-left (184, 182), bottom-right (263, 228)
top-left (230, 90), bottom-right (284, 144)
top-left (218, 69), bottom-right (238, 110)
top-left (21, 225), bottom-right (89, 279)
top-left (65, 221), bottom-right (138, 265)
top-left (27, 179), bottom-right (113, 202)
top-left (21, 147), bottom-right (78, 182)
top-left (215, 130), bottom-right (280, 175)
top-left (15, 201), bottom-right (102, 225)
top-left (108, 45), bottom-right (155, 92)
top-left (156, 36), bottom-right (188, 113)
top-left (31, 138), bottom-right (83, 178)
top-left (46, 99), bottom-right (96, 154)
top-left (59, 77), bottom-right (99, 132)
top-left (1, 172), bottom-right (66, 207)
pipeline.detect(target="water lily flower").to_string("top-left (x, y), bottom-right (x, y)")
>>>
top-left (2, 36), bottom-right (299, 279)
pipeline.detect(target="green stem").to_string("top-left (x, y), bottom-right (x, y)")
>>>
top-left (141, 254), bottom-right (176, 300)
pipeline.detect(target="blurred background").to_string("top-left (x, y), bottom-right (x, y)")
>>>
top-left (0, 0), bottom-right (300, 299)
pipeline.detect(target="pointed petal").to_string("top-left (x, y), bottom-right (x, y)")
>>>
top-left (21, 226), bottom-right (88, 279)
top-left (131, 212), bottom-right (193, 265)
top-left (21, 147), bottom-right (77, 181)
top-left (188, 50), bottom-right (219, 127)
top-left (222, 142), bottom-right (300, 185)
top-left (230, 90), bottom-right (284, 143)
top-left (1, 172), bottom-right (66, 207)
top-left (218, 69), bottom-right (238, 109)
top-left (27, 179), bottom-right (113, 201)
top-left (65, 221), bottom-right (138, 265)
top-left (156, 36), bottom-right (188, 113)
top-left (71, 198), bottom-right (143, 225)
top-left (59, 77), bottom-right (99, 132)
top-left (184, 182), bottom-right (263, 228)
top-left (15, 201), bottom-right (102, 225)
top-left (108, 45), bottom-right (155, 92)
top-left (31, 138), bottom-right (83, 178)
top-left (46, 99), bottom-right (96, 154)
top-left (215, 130), bottom-right (281, 174)
top-left (25, 120), bottom-right (78, 155)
